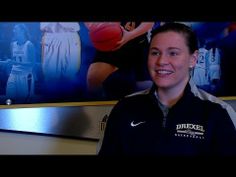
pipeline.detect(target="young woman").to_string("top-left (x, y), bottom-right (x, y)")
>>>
top-left (6, 23), bottom-right (36, 103)
top-left (98, 22), bottom-right (236, 156)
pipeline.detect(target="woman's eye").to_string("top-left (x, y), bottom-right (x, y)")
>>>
top-left (169, 51), bottom-right (178, 56)
top-left (150, 51), bottom-right (160, 56)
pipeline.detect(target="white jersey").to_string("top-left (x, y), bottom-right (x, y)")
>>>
top-left (41, 22), bottom-right (81, 81)
top-left (6, 40), bottom-right (35, 102)
top-left (192, 47), bottom-right (221, 87)
top-left (12, 41), bottom-right (32, 63)
top-left (192, 47), bottom-right (210, 86)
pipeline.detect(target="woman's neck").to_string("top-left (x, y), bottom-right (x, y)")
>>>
top-left (157, 78), bottom-right (189, 107)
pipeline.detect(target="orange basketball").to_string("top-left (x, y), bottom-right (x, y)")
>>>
top-left (89, 23), bottom-right (123, 52)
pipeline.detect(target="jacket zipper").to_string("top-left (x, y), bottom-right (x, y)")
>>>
top-left (162, 115), bottom-right (167, 128)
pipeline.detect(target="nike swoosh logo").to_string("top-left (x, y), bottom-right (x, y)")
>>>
top-left (131, 121), bottom-right (146, 127)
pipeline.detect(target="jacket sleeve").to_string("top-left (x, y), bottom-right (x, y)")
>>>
top-left (212, 108), bottom-right (236, 156)
top-left (98, 101), bottom-right (125, 155)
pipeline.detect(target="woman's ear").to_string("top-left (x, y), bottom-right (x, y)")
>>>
top-left (189, 50), bottom-right (198, 68)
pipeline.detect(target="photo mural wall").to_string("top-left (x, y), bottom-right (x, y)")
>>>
top-left (0, 22), bottom-right (235, 105)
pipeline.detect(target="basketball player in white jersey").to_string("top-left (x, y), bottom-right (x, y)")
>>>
top-left (192, 45), bottom-right (221, 93)
top-left (40, 22), bottom-right (81, 82)
top-left (192, 45), bottom-right (210, 89)
top-left (6, 23), bottom-right (36, 103)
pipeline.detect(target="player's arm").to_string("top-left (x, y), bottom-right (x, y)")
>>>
top-left (27, 42), bottom-right (36, 64)
top-left (122, 22), bottom-right (154, 41)
top-left (112, 22), bottom-right (154, 50)
top-left (7, 42), bottom-right (15, 64)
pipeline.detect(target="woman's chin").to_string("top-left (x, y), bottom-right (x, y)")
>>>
top-left (155, 82), bottom-right (172, 89)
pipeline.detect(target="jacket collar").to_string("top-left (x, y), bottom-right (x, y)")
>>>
top-left (148, 80), bottom-right (194, 109)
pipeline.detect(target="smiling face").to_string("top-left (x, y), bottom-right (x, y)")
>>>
top-left (148, 31), bottom-right (197, 91)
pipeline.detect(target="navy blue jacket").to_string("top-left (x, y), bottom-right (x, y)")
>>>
top-left (98, 79), bottom-right (236, 156)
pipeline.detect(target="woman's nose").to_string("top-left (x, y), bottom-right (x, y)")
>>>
top-left (156, 54), bottom-right (168, 65)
